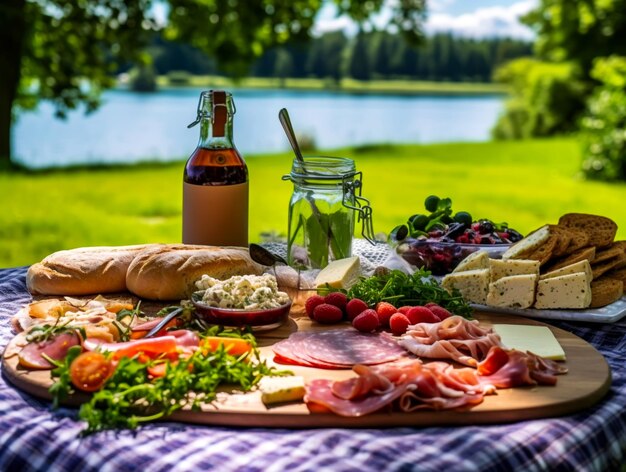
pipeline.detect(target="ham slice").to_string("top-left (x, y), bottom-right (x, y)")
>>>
top-left (305, 359), bottom-right (493, 416)
top-left (397, 316), bottom-right (502, 367)
top-left (18, 332), bottom-right (82, 370)
top-left (477, 346), bottom-right (568, 388)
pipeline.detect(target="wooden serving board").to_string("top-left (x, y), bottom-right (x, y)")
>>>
top-left (1, 311), bottom-right (611, 428)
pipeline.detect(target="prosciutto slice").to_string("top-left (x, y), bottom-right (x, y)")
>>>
top-left (397, 316), bottom-right (502, 367)
top-left (477, 346), bottom-right (568, 388)
top-left (305, 360), bottom-right (493, 417)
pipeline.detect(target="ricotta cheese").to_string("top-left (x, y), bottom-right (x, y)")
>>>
top-left (486, 274), bottom-right (538, 308)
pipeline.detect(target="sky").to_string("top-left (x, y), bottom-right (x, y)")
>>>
top-left (152, 1), bottom-right (537, 41)
top-left (313, 0), bottom-right (537, 40)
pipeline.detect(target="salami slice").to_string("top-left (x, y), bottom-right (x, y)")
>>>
top-left (272, 328), bottom-right (407, 369)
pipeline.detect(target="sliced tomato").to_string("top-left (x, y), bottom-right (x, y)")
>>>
top-left (202, 337), bottom-right (252, 357)
top-left (83, 336), bottom-right (180, 361)
top-left (147, 362), bottom-right (169, 378)
top-left (69, 351), bottom-right (114, 392)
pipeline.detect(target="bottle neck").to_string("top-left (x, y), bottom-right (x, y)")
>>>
top-left (198, 116), bottom-right (235, 149)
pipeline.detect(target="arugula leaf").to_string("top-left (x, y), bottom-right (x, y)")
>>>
top-left (48, 327), bottom-right (291, 434)
top-left (338, 269), bottom-right (473, 318)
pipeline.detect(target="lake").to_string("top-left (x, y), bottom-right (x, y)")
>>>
top-left (12, 88), bottom-right (504, 168)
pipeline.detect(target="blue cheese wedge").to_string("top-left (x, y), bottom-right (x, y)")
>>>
top-left (442, 268), bottom-right (490, 304)
top-left (489, 258), bottom-right (540, 283)
top-left (486, 274), bottom-right (538, 308)
top-left (534, 272), bottom-right (592, 309)
top-left (494, 324), bottom-right (566, 360)
top-left (314, 256), bottom-right (361, 290)
top-left (259, 376), bottom-right (306, 405)
top-left (540, 260), bottom-right (593, 281)
top-left (453, 250), bottom-right (489, 273)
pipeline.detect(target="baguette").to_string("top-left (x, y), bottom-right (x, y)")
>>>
top-left (125, 244), bottom-right (264, 300)
top-left (26, 244), bottom-right (160, 296)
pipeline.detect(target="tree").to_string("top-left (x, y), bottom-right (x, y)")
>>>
top-left (274, 48), bottom-right (294, 86)
top-left (0, 0), bottom-right (427, 167)
top-left (523, 0), bottom-right (626, 72)
top-left (348, 32), bottom-right (371, 81)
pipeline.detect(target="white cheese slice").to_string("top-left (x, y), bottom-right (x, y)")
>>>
top-left (314, 256), bottom-right (361, 290)
top-left (534, 272), bottom-right (592, 309)
top-left (442, 268), bottom-right (490, 304)
top-left (486, 274), bottom-right (538, 309)
top-left (494, 324), bottom-right (566, 361)
top-left (453, 250), bottom-right (489, 273)
top-left (489, 258), bottom-right (540, 283)
top-left (540, 260), bottom-right (593, 281)
top-left (259, 376), bottom-right (306, 405)
top-left (502, 225), bottom-right (550, 260)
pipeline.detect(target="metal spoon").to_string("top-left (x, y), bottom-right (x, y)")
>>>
top-left (249, 243), bottom-right (288, 266)
top-left (278, 108), bottom-right (305, 166)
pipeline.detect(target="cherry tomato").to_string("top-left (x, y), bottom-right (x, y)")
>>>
top-left (69, 352), bottom-right (114, 392)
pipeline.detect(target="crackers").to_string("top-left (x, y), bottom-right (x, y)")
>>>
top-left (506, 213), bottom-right (624, 308)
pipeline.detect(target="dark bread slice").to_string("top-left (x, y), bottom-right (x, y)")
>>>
top-left (542, 246), bottom-right (596, 273)
top-left (558, 213), bottom-right (617, 248)
top-left (590, 277), bottom-right (624, 308)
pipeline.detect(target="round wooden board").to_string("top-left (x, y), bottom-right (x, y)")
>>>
top-left (1, 311), bottom-right (611, 428)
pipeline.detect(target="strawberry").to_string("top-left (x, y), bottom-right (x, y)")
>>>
top-left (389, 313), bottom-right (411, 335)
top-left (305, 295), bottom-right (326, 320)
top-left (313, 303), bottom-right (344, 324)
top-left (324, 292), bottom-right (348, 311)
top-left (375, 302), bottom-right (397, 328)
top-left (346, 298), bottom-right (369, 321)
top-left (427, 304), bottom-right (452, 320)
top-left (352, 309), bottom-right (380, 333)
top-left (398, 306), bottom-right (414, 315)
top-left (406, 306), bottom-right (440, 324)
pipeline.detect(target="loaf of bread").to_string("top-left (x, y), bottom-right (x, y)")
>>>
top-left (26, 244), bottom-right (159, 295)
top-left (125, 244), bottom-right (264, 300)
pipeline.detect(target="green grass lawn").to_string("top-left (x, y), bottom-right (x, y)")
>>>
top-left (2, 138), bottom-right (625, 268)
top-left (156, 75), bottom-right (508, 96)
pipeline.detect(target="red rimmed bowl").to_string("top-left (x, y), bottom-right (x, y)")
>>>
top-left (397, 239), bottom-right (512, 275)
top-left (191, 293), bottom-right (292, 332)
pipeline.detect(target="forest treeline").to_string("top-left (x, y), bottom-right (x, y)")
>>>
top-left (148, 32), bottom-right (532, 83)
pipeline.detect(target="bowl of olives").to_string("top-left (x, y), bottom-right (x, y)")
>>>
top-left (390, 196), bottom-right (524, 275)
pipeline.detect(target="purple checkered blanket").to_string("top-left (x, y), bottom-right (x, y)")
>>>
top-left (1, 267), bottom-right (625, 472)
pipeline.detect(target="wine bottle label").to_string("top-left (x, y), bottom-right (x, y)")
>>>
top-left (183, 181), bottom-right (249, 247)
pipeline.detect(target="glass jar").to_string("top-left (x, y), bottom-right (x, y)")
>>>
top-left (283, 156), bottom-right (375, 269)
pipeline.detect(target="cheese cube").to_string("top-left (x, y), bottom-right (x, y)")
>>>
top-left (494, 324), bottom-right (566, 360)
top-left (259, 376), bottom-right (306, 405)
top-left (442, 268), bottom-right (490, 304)
top-left (314, 257), bottom-right (360, 290)
top-left (453, 250), bottom-right (489, 273)
top-left (540, 260), bottom-right (593, 281)
top-left (486, 274), bottom-right (538, 309)
top-left (534, 272), bottom-right (591, 309)
top-left (489, 258), bottom-right (540, 283)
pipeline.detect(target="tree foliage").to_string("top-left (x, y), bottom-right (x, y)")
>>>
top-left (0, 0), bottom-right (427, 164)
top-left (581, 56), bottom-right (626, 180)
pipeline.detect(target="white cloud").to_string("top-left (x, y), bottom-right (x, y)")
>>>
top-left (313, 0), bottom-right (536, 40)
top-left (425, 0), bottom-right (537, 40)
